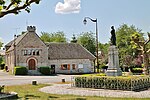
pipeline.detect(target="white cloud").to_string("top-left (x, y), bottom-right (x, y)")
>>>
top-left (55, 0), bottom-right (81, 14)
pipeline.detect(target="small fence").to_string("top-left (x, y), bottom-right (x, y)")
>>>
top-left (71, 76), bottom-right (150, 91)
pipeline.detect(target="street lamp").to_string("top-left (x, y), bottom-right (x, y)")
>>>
top-left (83, 17), bottom-right (99, 73)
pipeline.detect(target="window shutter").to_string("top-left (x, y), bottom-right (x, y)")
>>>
top-left (72, 64), bottom-right (76, 70)
top-left (68, 64), bottom-right (70, 70)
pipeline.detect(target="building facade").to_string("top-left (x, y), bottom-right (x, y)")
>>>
top-left (5, 26), bottom-right (95, 74)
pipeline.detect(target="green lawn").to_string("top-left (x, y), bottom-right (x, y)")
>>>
top-left (4, 84), bottom-right (150, 100)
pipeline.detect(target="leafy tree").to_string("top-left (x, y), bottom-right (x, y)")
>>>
top-left (0, 41), bottom-right (3, 49)
top-left (116, 24), bottom-right (143, 67)
top-left (0, 56), bottom-right (4, 64)
top-left (40, 31), bottom-right (67, 43)
top-left (98, 43), bottom-right (109, 64)
top-left (40, 32), bottom-right (51, 42)
top-left (77, 32), bottom-right (96, 55)
top-left (53, 31), bottom-right (67, 42)
top-left (70, 34), bottom-right (77, 43)
top-left (131, 32), bottom-right (150, 75)
top-left (0, 0), bottom-right (40, 18)
top-left (99, 43), bottom-right (109, 55)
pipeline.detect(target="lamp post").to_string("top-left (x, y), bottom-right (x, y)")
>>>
top-left (83, 17), bottom-right (99, 73)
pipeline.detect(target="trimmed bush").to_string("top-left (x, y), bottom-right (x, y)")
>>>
top-left (0, 63), bottom-right (5, 70)
top-left (38, 66), bottom-right (51, 75)
top-left (132, 68), bottom-right (143, 73)
top-left (14, 66), bottom-right (28, 75)
top-left (0, 85), bottom-right (4, 93)
top-left (74, 76), bottom-right (150, 91)
top-left (100, 65), bottom-right (108, 69)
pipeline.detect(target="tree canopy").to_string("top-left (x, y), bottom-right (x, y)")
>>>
top-left (40, 31), bottom-right (67, 43)
top-left (0, 0), bottom-right (40, 18)
top-left (131, 32), bottom-right (150, 74)
top-left (77, 32), bottom-right (96, 55)
top-left (0, 41), bottom-right (3, 49)
top-left (98, 43), bottom-right (109, 64)
top-left (116, 24), bottom-right (143, 66)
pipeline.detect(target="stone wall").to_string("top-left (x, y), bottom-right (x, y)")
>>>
top-left (48, 59), bottom-right (94, 73)
top-left (15, 29), bottom-right (48, 70)
top-left (5, 50), bottom-right (15, 73)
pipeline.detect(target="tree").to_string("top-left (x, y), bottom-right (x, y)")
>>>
top-left (0, 0), bottom-right (40, 18)
top-left (131, 32), bottom-right (150, 75)
top-left (98, 43), bottom-right (109, 64)
top-left (40, 31), bottom-right (67, 43)
top-left (116, 24), bottom-right (143, 67)
top-left (0, 41), bottom-right (3, 49)
top-left (77, 32), bottom-right (96, 55)
top-left (53, 31), bottom-right (67, 42)
top-left (40, 32), bottom-right (51, 42)
top-left (70, 34), bottom-right (77, 43)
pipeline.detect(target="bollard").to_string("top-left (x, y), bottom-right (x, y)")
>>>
top-left (32, 80), bottom-right (37, 85)
top-left (62, 79), bottom-right (65, 83)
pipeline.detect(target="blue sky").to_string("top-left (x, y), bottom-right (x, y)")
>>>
top-left (0, 0), bottom-right (150, 46)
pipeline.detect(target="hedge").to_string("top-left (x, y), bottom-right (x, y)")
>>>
top-left (74, 76), bottom-right (150, 91)
top-left (132, 68), bottom-right (143, 73)
top-left (38, 66), bottom-right (51, 75)
top-left (14, 66), bottom-right (28, 75)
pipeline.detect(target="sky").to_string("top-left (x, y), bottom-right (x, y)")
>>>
top-left (0, 0), bottom-right (150, 46)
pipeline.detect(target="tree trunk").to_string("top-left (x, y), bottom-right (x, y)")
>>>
top-left (143, 52), bottom-right (150, 75)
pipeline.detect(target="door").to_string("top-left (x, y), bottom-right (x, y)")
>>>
top-left (28, 59), bottom-right (36, 70)
top-left (51, 65), bottom-right (55, 74)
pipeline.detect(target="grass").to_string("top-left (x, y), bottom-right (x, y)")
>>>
top-left (82, 73), bottom-right (106, 77)
top-left (4, 84), bottom-right (150, 100)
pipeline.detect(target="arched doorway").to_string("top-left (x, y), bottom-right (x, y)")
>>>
top-left (28, 59), bottom-right (36, 70)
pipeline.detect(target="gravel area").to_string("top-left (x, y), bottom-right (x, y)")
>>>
top-left (39, 84), bottom-right (150, 98)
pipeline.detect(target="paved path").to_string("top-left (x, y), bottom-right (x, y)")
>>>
top-left (40, 84), bottom-right (150, 98)
top-left (0, 70), bottom-right (74, 86)
top-left (1, 70), bottom-right (150, 98)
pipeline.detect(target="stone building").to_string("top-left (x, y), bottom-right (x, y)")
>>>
top-left (5, 26), bottom-right (95, 74)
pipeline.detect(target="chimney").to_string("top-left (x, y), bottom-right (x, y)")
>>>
top-left (27, 26), bottom-right (36, 32)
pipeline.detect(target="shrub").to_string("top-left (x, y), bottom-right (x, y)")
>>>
top-left (0, 63), bottom-right (5, 70)
top-left (100, 65), bottom-right (108, 69)
top-left (132, 68), bottom-right (143, 73)
top-left (0, 85), bottom-right (4, 93)
top-left (38, 66), bottom-right (51, 75)
top-left (74, 76), bottom-right (150, 91)
top-left (14, 66), bottom-right (28, 75)
top-left (95, 73), bottom-right (106, 76)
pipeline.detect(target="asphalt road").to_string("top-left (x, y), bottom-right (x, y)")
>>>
top-left (0, 70), bottom-right (75, 86)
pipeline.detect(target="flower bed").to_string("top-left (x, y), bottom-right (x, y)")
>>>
top-left (74, 76), bottom-right (150, 91)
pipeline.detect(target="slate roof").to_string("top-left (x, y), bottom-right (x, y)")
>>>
top-left (5, 32), bottom-right (27, 51)
top-left (46, 43), bottom-right (95, 60)
top-left (5, 29), bottom-right (95, 60)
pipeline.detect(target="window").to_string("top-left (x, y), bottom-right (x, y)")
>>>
top-left (78, 64), bottom-right (83, 68)
top-left (24, 50), bottom-right (27, 56)
top-left (72, 64), bottom-right (76, 70)
top-left (51, 65), bottom-right (55, 69)
top-left (33, 50), bottom-right (35, 55)
top-left (61, 64), bottom-right (70, 70)
top-left (23, 49), bottom-right (41, 56)
top-left (61, 64), bottom-right (67, 70)
top-left (28, 50), bottom-right (32, 55)
top-left (36, 50), bottom-right (39, 56)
